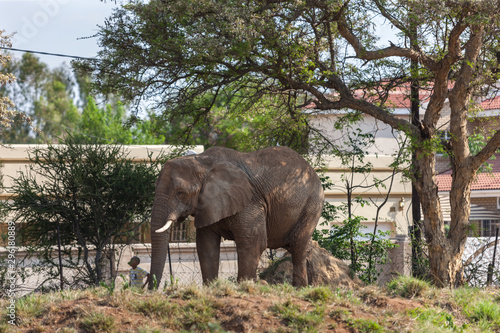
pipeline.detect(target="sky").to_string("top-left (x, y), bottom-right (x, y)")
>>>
top-left (0, 0), bottom-right (117, 69)
top-left (0, 0), bottom-right (400, 69)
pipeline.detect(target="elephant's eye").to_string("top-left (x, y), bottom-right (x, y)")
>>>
top-left (177, 190), bottom-right (186, 197)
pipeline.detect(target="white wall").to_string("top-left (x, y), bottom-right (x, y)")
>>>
top-left (310, 113), bottom-right (409, 155)
top-left (320, 154), bottom-right (412, 237)
top-left (0, 144), bottom-right (205, 200)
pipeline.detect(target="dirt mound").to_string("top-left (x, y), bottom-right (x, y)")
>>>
top-left (260, 241), bottom-right (361, 288)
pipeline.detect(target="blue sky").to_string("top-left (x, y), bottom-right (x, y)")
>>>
top-left (0, 0), bottom-right (116, 68)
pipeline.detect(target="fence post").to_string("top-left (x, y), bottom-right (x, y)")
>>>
top-left (486, 227), bottom-right (499, 286)
top-left (56, 219), bottom-right (64, 291)
top-left (167, 242), bottom-right (173, 285)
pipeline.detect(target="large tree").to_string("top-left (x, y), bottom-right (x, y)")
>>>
top-left (79, 0), bottom-right (500, 287)
top-left (1, 53), bottom-right (80, 143)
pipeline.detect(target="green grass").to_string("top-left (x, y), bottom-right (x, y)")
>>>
top-left (79, 312), bottom-right (116, 333)
top-left (387, 275), bottom-right (431, 298)
top-left (1, 279), bottom-right (499, 332)
top-left (350, 318), bottom-right (384, 332)
top-left (271, 299), bottom-right (326, 332)
top-left (129, 295), bottom-right (179, 319)
top-left (182, 298), bottom-right (219, 331)
top-left (300, 285), bottom-right (334, 303)
top-left (13, 293), bottom-right (52, 326)
top-left (464, 299), bottom-right (500, 331)
top-left (408, 307), bottom-right (462, 332)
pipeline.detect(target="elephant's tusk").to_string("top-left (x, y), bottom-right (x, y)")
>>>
top-left (155, 220), bottom-right (173, 233)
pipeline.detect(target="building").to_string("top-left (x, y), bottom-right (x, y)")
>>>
top-left (310, 82), bottom-right (500, 238)
top-left (436, 153), bottom-right (500, 237)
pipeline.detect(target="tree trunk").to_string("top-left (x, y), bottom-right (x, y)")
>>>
top-left (414, 108), bottom-right (475, 287)
top-left (415, 151), bottom-right (463, 287)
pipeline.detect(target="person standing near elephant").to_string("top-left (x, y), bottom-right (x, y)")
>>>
top-left (149, 146), bottom-right (324, 289)
top-left (128, 256), bottom-right (150, 289)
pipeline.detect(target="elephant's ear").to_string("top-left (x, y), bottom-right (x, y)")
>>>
top-left (195, 162), bottom-right (253, 228)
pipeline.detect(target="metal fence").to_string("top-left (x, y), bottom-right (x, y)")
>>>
top-left (0, 241), bottom-right (281, 296)
top-left (463, 236), bottom-right (500, 287)
top-left (121, 242), bottom-right (283, 289)
top-left (1, 235), bottom-right (498, 296)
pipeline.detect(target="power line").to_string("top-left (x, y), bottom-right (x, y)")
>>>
top-left (0, 46), bottom-right (95, 61)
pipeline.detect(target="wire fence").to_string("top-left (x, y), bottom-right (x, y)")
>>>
top-left (0, 241), bottom-right (283, 296)
top-left (120, 242), bottom-right (284, 289)
top-left (463, 236), bottom-right (500, 287)
top-left (1, 235), bottom-right (498, 297)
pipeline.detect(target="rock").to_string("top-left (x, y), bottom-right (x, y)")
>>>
top-left (260, 241), bottom-right (361, 288)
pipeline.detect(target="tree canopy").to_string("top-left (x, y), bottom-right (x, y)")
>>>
top-left (0, 52), bottom-right (167, 145)
top-left (0, 30), bottom-right (21, 134)
top-left (80, 0), bottom-right (500, 287)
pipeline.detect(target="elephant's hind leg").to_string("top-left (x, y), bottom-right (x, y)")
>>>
top-left (235, 241), bottom-right (266, 282)
top-left (289, 240), bottom-right (311, 287)
top-left (288, 193), bottom-right (323, 287)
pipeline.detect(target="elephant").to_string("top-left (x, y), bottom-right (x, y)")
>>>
top-left (149, 146), bottom-right (324, 288)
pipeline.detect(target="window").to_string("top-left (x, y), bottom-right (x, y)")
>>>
top-left (470, 220), bottom-right (500, 237)
top-left (482, 220), bottom-right (499, 237)
top-left (170, 220), bottom-right (188, 242)
top-left (438, 130), bottom-right (451, 143)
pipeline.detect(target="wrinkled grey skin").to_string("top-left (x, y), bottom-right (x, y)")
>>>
top-left (149, 146), bottom-right (324, 288)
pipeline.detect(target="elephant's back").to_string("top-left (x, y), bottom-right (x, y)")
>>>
top-left (203, 146), bottom-right (317, 177)
top-left (203, 146), bottom-right (324, 249)
top-left (203, 145), bottom-right (322, 198)
top-left (251, 146), bottom-right (321, 186)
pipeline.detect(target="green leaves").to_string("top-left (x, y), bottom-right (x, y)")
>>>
top-left (73, 96), bottom-right (166, 145)
top-left (75, 0), bottom-right (347, 146)
top-left (1, 53), bottom-right (78, 143)
top-left (3, 137), bottom-right (167, 287)
top-left (314, 215), bottom-right (397, 284)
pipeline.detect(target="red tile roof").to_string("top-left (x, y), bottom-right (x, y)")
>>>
top-left (436, 154), bottom-right (500, 192)
top-left (481, 95), bottom-right (500, 110)
top-left (307, 82), bottom-right (500, 111)
top-left (352, 84), bottom-right (433, 109)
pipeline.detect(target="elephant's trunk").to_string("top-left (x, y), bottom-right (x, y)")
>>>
top-left (148, 204), bottom-right (173, 290)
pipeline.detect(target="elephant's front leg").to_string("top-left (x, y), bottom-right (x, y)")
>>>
top-left (196, 228), bottom-right (221, 284)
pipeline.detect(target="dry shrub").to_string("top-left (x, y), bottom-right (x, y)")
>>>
top-left (260, 241), bottom-right (361, 288)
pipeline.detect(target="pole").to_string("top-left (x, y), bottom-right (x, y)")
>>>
top-left (56, 219), bottom-right (64, 291)
top-left (409, 5), bottom-right (425, 279)
top-left (410, 68), bottom-right (424, 278)
top-left (167, 241), bottom-right (173, 285)
top-left (410, 54), bottom-right (424, 276)
top-left (486, 227), bottom-right (499, 286)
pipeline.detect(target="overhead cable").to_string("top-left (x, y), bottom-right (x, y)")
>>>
top-left (0, 46), bottom-right (96, 61)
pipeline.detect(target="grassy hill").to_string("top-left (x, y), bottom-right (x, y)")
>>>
top-left (1, 277), bottom-right (499, 332)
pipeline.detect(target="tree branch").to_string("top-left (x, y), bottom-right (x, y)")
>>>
top-left (372, 0), bottom-right (407, 33)
top-left (471, 130), bottom-right (500, 170)
top-left (336, 20), bottom-right (438, 71)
